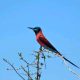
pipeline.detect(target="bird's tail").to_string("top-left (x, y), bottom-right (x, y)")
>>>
top-left (56, 52), bottom-right (80, 69)
top-left (63, 56), bottom-right (80, 69)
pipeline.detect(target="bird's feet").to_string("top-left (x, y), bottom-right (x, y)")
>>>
top-left (39, 46), bottom-right (43, 51)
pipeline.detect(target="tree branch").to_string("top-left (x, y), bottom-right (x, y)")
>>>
top-left (3, 58), bottom-right (25, 80)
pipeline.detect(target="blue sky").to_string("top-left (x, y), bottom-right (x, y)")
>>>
top-left (0, 0), bottom-right (80, 80)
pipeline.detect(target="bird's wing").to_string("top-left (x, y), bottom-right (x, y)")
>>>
top-left (39, 36), bottom-right (80, 69)
top-left (39, 36), bottom-right (59, 52)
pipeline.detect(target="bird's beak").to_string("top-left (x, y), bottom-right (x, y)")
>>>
top-left (27, 27), bottom-right (34, 30)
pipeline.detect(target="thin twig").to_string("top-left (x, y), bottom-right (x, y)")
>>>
top-left (21, 66), bottom-right (33, 80)
top-left (63, 59), bottom-right (80, 79)
top-left (36, 52), bottom-right (41, 80)
top-left (56, 55), bottom-right (80, 79)
top-left (3, 58), bottom-right (25, 80)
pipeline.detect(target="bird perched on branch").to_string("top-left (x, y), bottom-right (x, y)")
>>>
top-left (28, 27), bottom-right (80, 69)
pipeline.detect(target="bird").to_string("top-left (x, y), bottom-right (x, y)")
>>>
top-left (28, 27), bottom-right (80, 69)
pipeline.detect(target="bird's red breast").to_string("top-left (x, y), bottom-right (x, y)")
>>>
top-left (36, 31), bottom-right (45, 46)
top-left (36, 31), bottom-right (59, 53)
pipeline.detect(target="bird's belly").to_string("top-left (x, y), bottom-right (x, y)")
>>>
top-left (37, 38), bottom-right (45, 46)
top-left (43, 45), bottom-right (54, 52)
top-left (37, 38), bottom-right (53, 52)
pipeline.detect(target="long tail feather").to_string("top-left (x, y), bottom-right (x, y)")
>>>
top-left (63, 56), bottom-right (80, 69)
top-left (56, 52), bottom-right (80, 69)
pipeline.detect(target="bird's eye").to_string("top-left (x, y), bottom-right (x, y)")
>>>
top-left (34, 28), bottom-right (37, 31)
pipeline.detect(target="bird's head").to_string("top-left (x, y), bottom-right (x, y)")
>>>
top-left (28, 27), bottom-right (42, 35)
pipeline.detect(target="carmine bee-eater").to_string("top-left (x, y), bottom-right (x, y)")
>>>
top-left (28, 27), bottom-right (80, 69)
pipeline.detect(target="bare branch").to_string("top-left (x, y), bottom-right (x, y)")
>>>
top-left (21, 66), bottom-right (33, 80)
top-left (3, 50), bottom-right (48, 80)
top-left (3, 58), bottom-right (25, 80)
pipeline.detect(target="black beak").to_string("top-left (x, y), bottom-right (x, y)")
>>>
top-left (27, 27), bottom-right (34, 30)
